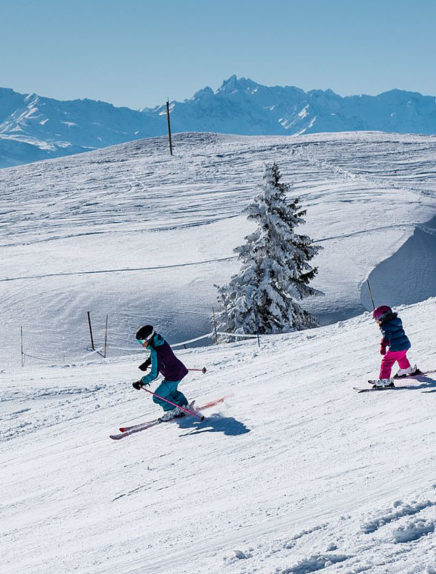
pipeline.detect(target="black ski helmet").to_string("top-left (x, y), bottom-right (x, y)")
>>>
top-left (136, 325), bottom-right (154, 341)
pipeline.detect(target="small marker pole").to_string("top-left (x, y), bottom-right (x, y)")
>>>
top-left (367, 279), bottom-right (376, 310)
top-left (20, 327), bottom-right (24, 367)
top-left (255, 312), bottom-right (261, 348)
top-left (212, 307), bottom-right (218, 344)
top-left (87, 311), bottom-right (95, 351)
top-left (103, 314), bottom-right (108, 358)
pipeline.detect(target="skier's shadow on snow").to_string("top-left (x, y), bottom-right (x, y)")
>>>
top-left (402, 375), bottom-right (436, 393)
top-left (176, 413), bottom-right (251, 437)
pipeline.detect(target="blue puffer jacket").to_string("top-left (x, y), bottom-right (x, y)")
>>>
top-left (379, 313), bottom-right (411, 352)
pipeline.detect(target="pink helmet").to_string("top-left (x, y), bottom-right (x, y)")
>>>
top-left (372, 305), bottom-right (392, 321)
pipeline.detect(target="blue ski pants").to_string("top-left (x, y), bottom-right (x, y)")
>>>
top-left (153, 380), bottom-right (188, 411)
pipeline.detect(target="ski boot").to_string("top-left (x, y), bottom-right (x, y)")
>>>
top-left (372, 378), bottom-right (395, 389)
top-left (159, 407), bottom-right (185, 422)
top-left (394, 365), bottom-right (422, 379)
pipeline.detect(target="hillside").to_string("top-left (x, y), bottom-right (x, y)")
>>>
top-left (1, 131), bottom-right (435, 370)
top-left (1, 130), bottom-right (436, 573)
top-left (3, 77), bottom-right (436, 167)
top-left (1, 299), bottom-right (435, 573)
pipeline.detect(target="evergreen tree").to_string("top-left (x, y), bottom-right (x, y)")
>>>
top-left (216, 163), bottom-right (322, 335)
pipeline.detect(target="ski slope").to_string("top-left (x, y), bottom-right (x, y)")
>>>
top-left (1, 301), bottom-right (435, 573)
top-left (1, 131), bottom-right (436, 572)
top-left (0, 131), bottom-right (435, 368)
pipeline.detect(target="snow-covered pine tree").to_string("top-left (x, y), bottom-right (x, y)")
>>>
top-left (216, 163), bottom-right (322, 335)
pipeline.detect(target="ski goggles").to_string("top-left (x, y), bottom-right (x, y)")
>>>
top-left (137, 331), bottom-right (155, 345)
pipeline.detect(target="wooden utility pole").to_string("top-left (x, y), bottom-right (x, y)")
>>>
top-left (166, 100), bottom-right (173, 155)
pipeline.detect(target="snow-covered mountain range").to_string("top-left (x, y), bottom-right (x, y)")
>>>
top-left (1, 131), bottom-right (436, 573)
top-left (3, 76), bottom-right (436, 167)
top-left (0, 87), bottom-right (165, 168)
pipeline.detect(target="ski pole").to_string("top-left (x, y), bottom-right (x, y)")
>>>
top-left (141, 387), bottom-right (204, 420)
top-left (188, 367), bottom-right (207, 373)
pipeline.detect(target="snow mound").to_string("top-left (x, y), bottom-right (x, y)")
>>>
top-left (361, 216), bottom-right (436, 308)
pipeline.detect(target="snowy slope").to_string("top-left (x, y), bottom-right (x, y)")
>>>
top-left (0, 131), bottom-right (435, 370)
top-left (1, 300), bottom-right (436, 574)
top-left (1, 130), bottom-right (436, 573)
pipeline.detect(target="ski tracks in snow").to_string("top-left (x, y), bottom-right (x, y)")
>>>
top-left (292, 137), bottom-right (436, 203)
top-left (0, 255), bottom-right (236, 284)
top-left (121, 492), bottom-right (436, 574)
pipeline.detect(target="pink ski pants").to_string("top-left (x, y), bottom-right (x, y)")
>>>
top-left (380, 349), bottom-right (411, 379)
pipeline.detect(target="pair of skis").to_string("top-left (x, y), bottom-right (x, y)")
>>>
top-left (354, 369), bottom-right (433, 393)
top-left (110, 396), bottom-right (226, 440)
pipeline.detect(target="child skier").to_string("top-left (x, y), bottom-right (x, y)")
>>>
top-left (372, 305), bottom-right (420, 387)
top-left (132, 325), bottom-right (190, 421)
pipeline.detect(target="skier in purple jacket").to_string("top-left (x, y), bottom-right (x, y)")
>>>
top-left (132, 325), bottom-right (190, 421)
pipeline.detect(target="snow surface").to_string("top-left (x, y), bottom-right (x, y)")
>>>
top-left (1, 131), bottom-right (436, 573)
top-left (1, 302), bottom-right (436, 573)
top-left (0, 131), bottom-right (435, 367)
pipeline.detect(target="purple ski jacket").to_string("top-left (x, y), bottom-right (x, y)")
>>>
top-left (141, 334), bottom-right (188, 384)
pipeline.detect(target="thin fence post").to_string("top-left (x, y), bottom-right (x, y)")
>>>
top-left (255, 313), bottom-right (261, 348)
top-left (166, 100), bottom-right (173, 156)
top-left (366, 279), bottom-right (376, 310)
top-left (103, 314), bottom-right (108, 358)
top-left (87, 311), bottom-right (95, 351)
top-left (212, 307), bottom-right (218, 344)
top-left (20, 326), bottom-right (24, 367)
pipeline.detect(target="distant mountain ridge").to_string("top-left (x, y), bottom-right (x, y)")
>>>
top-left (0, 87), bottom-right (165, 168)
top-left (2, 76), bottom-right (436, 168)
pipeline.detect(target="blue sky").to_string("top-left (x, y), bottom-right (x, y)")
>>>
top-left (1, 0), bottom-right (435, 109)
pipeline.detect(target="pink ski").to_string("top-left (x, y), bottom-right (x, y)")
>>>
top-left (110, 396), bottom-right (227, 440)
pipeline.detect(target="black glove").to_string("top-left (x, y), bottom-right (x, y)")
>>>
top-left (138, 358), bottom-right (151, 372)
top-left (132, 380), bottom-right (144, 390)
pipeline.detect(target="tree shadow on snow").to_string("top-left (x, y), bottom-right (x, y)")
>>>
top-left (176, 413), bottom-right (251, 437)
